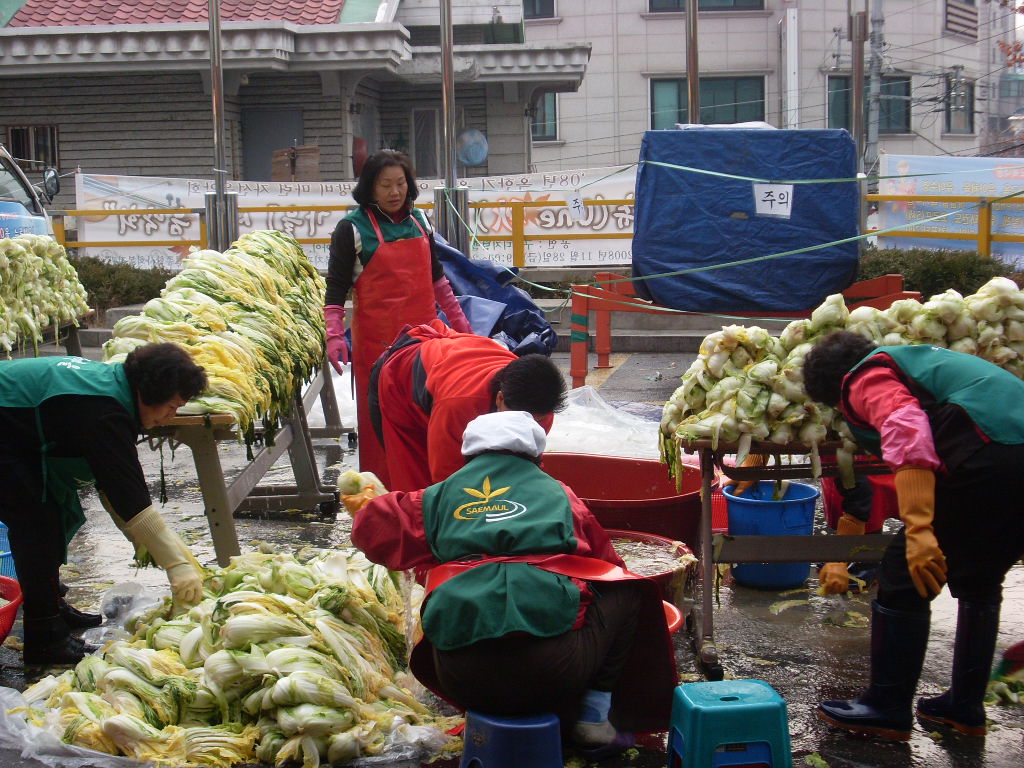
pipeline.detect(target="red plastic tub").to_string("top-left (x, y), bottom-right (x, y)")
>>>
top-left (0, 576), bottom-right (23, 643)
top-left (605, 528), bottom-right (696, 605)
top-left (542, 453), bottom-right (716, 547)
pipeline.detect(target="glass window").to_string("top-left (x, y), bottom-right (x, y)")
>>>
top-left (651, 76), bottom-right (764, 129)
top-left (0, 155), bottom-right (37, 209)
top-left (531, 92), bottom-right (558, 142)
top-left (827, 76), bottom-right (851, 130)
top-left (826, 75), bottom-right (911, 134)
top-left (650, 0), bottom-right (763, 10)
top-left (878, 76), bottom-right (911, 133)
top-left (524, 0), bottom-right (555, 19)
top-left (412, 109), bottom-right (438, 179)
top-left (6, 125), bottom-right (59, 171)
top-left (945, 76), bottom-right (974, 134)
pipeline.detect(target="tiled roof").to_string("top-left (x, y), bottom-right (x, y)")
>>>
top-left (7, 1), bottom-right (348, 27)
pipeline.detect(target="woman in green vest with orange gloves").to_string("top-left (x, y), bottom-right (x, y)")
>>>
top-left (803, 331), bottom-right (1024, 740)
top-left (0, 343), bottom-right (208, 665)
top-left (348, 410), bottom-right (676, 759)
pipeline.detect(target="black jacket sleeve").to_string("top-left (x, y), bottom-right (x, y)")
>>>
top-left (325, 219), bottom-right (357, 307)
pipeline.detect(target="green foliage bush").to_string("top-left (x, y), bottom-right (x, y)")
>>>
top-left (68, 254), bottom-right (171, 324)
top-left (858, 245), bottom-right (1022, 299)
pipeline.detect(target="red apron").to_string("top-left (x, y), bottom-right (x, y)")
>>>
top-left (411, 553), bottom-right (678, 733)
top-left (351, 210), bottom-right (436, 485)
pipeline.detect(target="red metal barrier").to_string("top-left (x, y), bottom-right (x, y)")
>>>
top-left (568, 274), bottom-right (921, 388)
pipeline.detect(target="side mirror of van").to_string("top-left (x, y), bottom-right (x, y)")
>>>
top-left (41, 167), bottom-right (60, 202)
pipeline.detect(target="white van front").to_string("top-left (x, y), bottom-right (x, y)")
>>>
top-left (0, 145), bottom-right (53, 237)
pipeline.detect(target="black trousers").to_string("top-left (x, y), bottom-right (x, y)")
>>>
top-left (0, 455), bottom-right (65, 620)
top-left (431, 581), bottom-right (642, 724)
top-left (878, 442), bottom-right (1024, 612)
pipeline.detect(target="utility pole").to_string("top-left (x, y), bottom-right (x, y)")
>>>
top-left (433, 0), bottom-right (469, 256)
top-left (864, 0), bottom-right (884, 186)
top-left (848, 1), bottom-right (868, 234)
top-left (686, 0), bottom-right (700, 122)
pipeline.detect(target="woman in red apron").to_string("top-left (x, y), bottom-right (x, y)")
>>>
top-left (324, 150), bottom-right (470, 485)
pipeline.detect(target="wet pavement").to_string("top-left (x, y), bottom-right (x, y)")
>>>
top-left (0, 347), bottom-right (1021, 767)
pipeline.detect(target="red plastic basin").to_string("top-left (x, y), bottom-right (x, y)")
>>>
top-left (542, 452), bottom-right (714, 546)
top-left (606, 528), bottom-right (695, 606)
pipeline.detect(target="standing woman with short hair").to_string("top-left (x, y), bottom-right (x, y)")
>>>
top-left (324, 150), bottom-right (470, 484)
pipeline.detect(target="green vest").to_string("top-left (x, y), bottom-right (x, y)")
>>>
top-left (345, 206), bottom-right (430, 267)
top-left (0, 356), bottom-right (136, 549)
top-left (843, 345), bottom-right (1024, 455)
top-left (420, 453), bottom-right (581, 651)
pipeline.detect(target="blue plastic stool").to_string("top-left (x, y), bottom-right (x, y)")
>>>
top-left (668, 680), bottom-right (792, 768)
top-left (459, 711), bottom-right (563, 768)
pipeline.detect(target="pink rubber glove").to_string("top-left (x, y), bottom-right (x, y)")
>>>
top-left (433, 277), bottom-right (473, 333)
top-left (324, 304), bottom-right (350, 373)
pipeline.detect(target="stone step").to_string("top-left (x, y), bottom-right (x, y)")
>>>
top-left (105, 304), bottom-right (147, 325)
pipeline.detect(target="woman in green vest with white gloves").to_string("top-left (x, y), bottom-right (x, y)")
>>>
top-left (350, 410), bottom-right (676, 759)
top-left (803, 331), bottom-right (1024, 740)
top-left (0, 343), bottom-right (207, 665)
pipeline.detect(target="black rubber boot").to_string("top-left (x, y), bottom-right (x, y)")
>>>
top-left (23, 616), bottom-right (98, 666)
top-left (916, 601), bottom-right (1000, 737)
top-left (818, 601), bottom-right (931, 741)
top-left (58, 599), bottom-right (103, 629)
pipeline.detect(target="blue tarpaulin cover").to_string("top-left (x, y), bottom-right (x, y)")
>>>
top-left (435, 235), bottom-right (558, 357)
top-left (631, 128), bottom-right (859, 311)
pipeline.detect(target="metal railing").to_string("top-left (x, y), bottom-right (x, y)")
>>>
top-left (866, 193), bottom-right (1024, 257)
top-left (51, 198), bottom-right (635, 268)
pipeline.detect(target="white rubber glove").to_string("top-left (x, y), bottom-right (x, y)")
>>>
top-left (123, 506), bottom-right (204, 609)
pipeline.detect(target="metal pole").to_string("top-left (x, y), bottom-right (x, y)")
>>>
top-left (864, 0), bottom-right (884, 181)
top-left (849, 4), bottom-right (868, 235)
top-left (437, 0), bottom-right (468, 252)
top-left (850, 7), bottom-right (867, 174)
top-left (208, 0), bottom-right (229, 250)
top-left (440, 0), bottom-right (457, 193)
top-left (686, 0), bottom-right (700, 122)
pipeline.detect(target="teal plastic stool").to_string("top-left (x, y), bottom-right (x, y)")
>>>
top-left (668, 680), bottom-right (792, 768)
top-left (460, 711), bottom-right (562, 768)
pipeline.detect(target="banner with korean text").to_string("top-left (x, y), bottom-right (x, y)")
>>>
top-left (877, 154), bottom-right (1024, 267)
top-left (74, 167), bottom-right (636, 271)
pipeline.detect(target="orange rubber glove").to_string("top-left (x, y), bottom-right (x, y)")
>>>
top-left (730, 452), bottom-right (767, 495)
top-left (341, 486), bottom-right (379, 516)
top-left (894, 467), bottom-right (947, 599)
top-left (819, 514), bottom-right (867, 595)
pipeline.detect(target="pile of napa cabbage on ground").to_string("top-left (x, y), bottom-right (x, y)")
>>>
top-left (13, 548), bottom-right (462, 767)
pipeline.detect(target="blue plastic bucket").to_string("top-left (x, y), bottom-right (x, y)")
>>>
top-left (0, 523), bottom-right (15, 579)
top-left (723, 481), bottom-right (819, 590)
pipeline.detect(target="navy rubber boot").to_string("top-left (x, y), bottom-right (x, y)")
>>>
top-left (818, 601), bottom-right (930, 741)
top-left (23, 616), bottom-right (98, 666)
top-left (916, 601), bottom-right (1000, 737)
top-left (58, 599), bottom-right (103, 629)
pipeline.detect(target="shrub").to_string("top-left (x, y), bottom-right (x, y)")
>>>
top-left (68, 254), bottom-right (171, 325)
top-left (858, 245), bottom-right (1017, 299)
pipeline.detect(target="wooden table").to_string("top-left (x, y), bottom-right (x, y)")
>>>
top-left (146, 363), bottom-right (349, 566)
top-left (680, 438), bottom-right (894, 680)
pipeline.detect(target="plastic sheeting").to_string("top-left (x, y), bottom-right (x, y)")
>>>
top-left (434, 235), bottom-right (558, 356)
top-left (632, 128), bottom-right (859, 312)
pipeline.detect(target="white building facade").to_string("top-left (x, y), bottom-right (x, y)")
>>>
top-left (524, 0), bottom-right (1018, 172)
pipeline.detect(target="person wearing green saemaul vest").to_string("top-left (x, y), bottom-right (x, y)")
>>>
top-left (803, 332), bottom-right (1024, 741)
top-left (349, 410), bottom-right (676, 761)
top-left (0, 343), bottom-right (208, 665)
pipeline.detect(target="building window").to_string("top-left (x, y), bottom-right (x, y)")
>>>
top-left (524, 0), bottom-right (555, 19)
top-left (945, 75), bottom-right (974, 133)
top-left (6, 125), bottom-right (59, 171)
top-left (651, 76), bottom-right (764, 129)
top-left (411, 109), bottom-right (439, 179)
top-left (530, 92), bottom-right (558, 141)
top-left (826, 75), bottom-right (911, 134)
top-left (650, 0), bottom-right (763, 10)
